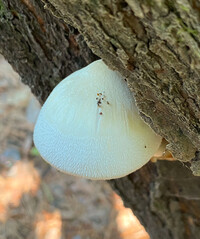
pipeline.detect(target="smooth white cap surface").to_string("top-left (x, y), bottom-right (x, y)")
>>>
top-left (33, 60), bottom-right (162, 180)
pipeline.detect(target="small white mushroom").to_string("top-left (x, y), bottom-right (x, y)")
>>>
top-left (33, 60), bottom-right (162, 180)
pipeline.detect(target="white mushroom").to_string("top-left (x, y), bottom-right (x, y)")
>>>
top-left (33, 60), bottom-right (162, 180)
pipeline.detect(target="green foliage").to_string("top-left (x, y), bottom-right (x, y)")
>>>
top-left (30, 147), bottom-right (40, 157)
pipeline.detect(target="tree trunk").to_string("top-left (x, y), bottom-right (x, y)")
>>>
top-left (1, 0), bottom-right (200, 238)
top-left (0, 0), bottom-right (98, 103)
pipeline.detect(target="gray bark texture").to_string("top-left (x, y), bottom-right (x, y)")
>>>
top-left (0, 0), bottom-right (200, 239)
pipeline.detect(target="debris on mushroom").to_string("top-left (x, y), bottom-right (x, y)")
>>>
top-left (33, 60), bottom-right (162, 180)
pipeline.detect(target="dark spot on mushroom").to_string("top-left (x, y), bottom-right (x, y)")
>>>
top-left (107, 101), bottom-right (110, 105)
top-left (144, 145), bottom-right (147, 148)
top-left (97, 99), bottom-right (102, 107)
top-left (99, 112), bottom-right (103, 115)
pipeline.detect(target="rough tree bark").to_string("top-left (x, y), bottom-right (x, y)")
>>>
top-left (0, 0), bottom-right (200, 239)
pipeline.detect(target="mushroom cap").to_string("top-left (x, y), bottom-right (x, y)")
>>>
top-left (33, 60), bottom-right (162, 180)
